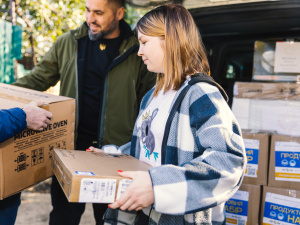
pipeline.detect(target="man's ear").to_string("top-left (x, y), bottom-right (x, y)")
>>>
top-left (116, 7), bottom-right (125, 21)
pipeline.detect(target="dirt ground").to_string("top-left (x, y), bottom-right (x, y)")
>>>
top-left (15, 178), bottom-right (95, 225)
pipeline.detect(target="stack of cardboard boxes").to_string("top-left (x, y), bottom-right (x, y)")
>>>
top-left (225, 41), bottom-right (300, 225)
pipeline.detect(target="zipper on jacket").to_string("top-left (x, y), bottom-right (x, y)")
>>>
top-left (74, 39), bottom-right (79, 146)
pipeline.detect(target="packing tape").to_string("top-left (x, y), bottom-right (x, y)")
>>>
top-left (0, 93), bottom-right (32, 104)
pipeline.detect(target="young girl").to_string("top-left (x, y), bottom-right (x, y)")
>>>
top-left (88, 4), bottom-right (246, 224)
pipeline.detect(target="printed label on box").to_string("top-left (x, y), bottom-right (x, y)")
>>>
top-left (274, 141), bottom-right (300, 182)
top-left (274, 42), bottom-right (300, 73)
top-left (225, 190), bottom-right (249, 225)
top-left (244, 139), bottom-right (260, 178)
top-left (263, 192), bottom-right (300, 225)
top-left (79, 178), bottom-right (116, 203)
top-left (116, 179), bottom-right (132, 200)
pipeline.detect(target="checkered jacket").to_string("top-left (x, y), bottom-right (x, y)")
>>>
top-left (104, 77), bottom-right (246, 225)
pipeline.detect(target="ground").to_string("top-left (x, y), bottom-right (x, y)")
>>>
top-left (15, 178), bottom-right (95, 225)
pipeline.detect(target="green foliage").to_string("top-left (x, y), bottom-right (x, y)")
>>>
top-left (0, 0), bottom-right (85, 61)
top-left (124, 4), bottom-right (149, 29)
top-left (0, 0), bottom-right (148, 62)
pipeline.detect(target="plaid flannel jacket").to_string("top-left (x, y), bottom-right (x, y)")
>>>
top-left (104, 77), bottom-right (246, 225)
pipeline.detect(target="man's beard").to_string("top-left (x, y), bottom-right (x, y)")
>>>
top-left (88, 29), bottom-right (104, 41)
top-left (88, 20), bottom-right (118, 41)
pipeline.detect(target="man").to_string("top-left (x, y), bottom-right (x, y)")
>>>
top-left (13, 0), bottom-right (156, 224)
top-left (0, 101), bottom-right (53, 225)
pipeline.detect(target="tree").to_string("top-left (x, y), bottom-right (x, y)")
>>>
top-left (0, 0), bottom-right (148, 66)
top-left (0, 0), bottom-right (85, 64)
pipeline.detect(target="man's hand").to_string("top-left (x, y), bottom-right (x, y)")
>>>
top-left (23, 101), bottom-right (53, 131)
top-left (108, 171), bottom-right (154, 211)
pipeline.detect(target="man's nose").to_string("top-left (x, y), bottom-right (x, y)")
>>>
top-left (87, 13), bottom-right (96, 23)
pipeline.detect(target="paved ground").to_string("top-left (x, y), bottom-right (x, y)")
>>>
top-left (15, 178), bottom-right (95, 225)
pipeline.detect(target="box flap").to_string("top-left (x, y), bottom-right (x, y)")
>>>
top-left (0, 83), bottom-right (73, 110)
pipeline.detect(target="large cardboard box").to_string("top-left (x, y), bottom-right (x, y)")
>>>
top-left (0, 83), bottom-right (75, 199)
top-left (242, 130), bottom-right (271, 186)
top-left (261, 186), bottom-right (300, 225)
top-left (232, 82), bottom-right (300, 136)
top-left (52, 149), bottom-right (152, 203)
top-left (268, 134), bottom-right (300, 190)
top-left (225, 183), bottom-right (261, 225)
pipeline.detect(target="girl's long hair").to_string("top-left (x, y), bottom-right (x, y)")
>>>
top-left (136, 4), bottom-right (210, 96)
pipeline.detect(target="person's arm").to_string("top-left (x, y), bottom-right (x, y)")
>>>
top-left (87, 142), bottom-right (132, 155)
top-left (13, 38), bottom-right (61, 91)
top-left (0, 102), bottom-right (53, 142)
top-left (0, 108), bottom-right (27, 142)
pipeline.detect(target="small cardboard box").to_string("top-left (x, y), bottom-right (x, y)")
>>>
top-left (261, 186), bottom-right (300, 225)
top-left (242, 130), bottom-right (271, 186)
top-left (0, 83), bottom-right (75, 199)
top-left (225, 183), bottom-right (261, 225)
top-left (52, 149), bottom-right (152, 203)
top-left (268, 134), bottom-right (300, 190)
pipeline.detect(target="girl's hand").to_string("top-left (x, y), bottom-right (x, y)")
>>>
top-left (86, 146), bottom-right (103, 153)
top-left (109, 170), bottom-right (154, 211)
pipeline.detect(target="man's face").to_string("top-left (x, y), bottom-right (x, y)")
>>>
top-left (85, 0), bottom-right (124, 40)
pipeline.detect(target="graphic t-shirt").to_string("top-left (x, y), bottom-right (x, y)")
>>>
top-left (137, 88), bottom-right (177, 167)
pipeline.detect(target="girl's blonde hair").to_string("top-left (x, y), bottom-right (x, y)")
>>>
top-left (136, 4), bottom-right (210, 96)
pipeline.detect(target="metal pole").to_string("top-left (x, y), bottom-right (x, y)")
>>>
top-left (9, 0), bottom-right (18, 81)
top-left (9, 0), bottom-right (16, 25)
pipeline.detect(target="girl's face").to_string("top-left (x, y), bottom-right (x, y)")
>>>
top-left (137, 31), bottom-right (165, 73)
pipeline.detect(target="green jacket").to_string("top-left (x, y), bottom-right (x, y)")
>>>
top-left (14, 21), bottom-right (156, 148)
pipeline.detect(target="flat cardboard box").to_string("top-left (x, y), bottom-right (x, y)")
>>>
top-left (225, 183), bottom-right (261, 225)
top-left (233, 82), bottom-right (300, 100)
top-left (52, 149), bottom-right (152, 203)
top-left (232, 82), bottom-right (300, 136)
top-left (261, 186), bottom-right (300, 225)
top-left (242, 130), bottom-right (271, 186)
top-left (0, 83), bottom-right (75, 199)
top-left (268, 134), bottom-right (300, 190)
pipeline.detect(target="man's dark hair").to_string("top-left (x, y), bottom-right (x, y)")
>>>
top-left (109, 0), bottom-right (125, 7)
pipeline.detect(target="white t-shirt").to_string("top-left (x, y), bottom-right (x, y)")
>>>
top-left (137, 88), bottom-right (177, 167)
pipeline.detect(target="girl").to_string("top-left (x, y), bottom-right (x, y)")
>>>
top-left (88, 4), bottom-right (246, 224)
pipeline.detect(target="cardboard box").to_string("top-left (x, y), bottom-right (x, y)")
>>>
top-left (52, 149), bottom-right (152, 203)
top-left (225, 183), bottom-right (261, 225)
top-left (233, 82), bottom-right (300, 100)
top-left (0, 83), bottom-right (75, 199)
top-left (261, 186), bottom-right (300, 225)
top-left (268, 134), bottom-right (300, 190)
top-left (253, 40), bottom-right (300, 82)
top-left (232, 82), bottom-right (300, 136)
top-left (242, 130), bottom-right (271, 186)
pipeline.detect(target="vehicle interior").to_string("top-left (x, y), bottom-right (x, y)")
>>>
top-left (189, 0), bottom-right (300, 107)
